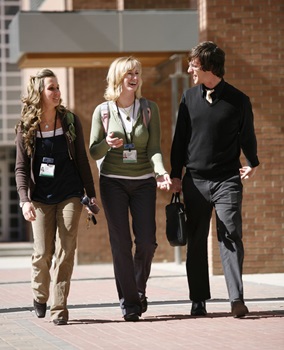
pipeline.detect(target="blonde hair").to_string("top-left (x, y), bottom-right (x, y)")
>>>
top-left (104, 56), bottom-right (143, 101)
top-left (16, 68), bottom-right (66, 156)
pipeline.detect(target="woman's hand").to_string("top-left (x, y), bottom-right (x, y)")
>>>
top-left (82, 196), bottom-right (100, 215)
top-left (106, 132), bottom-right (123, 149)
top-left (88, 197), bottom-right (100, 214)
top-left (156, 174), bottom-right (172, 191)
top-left (89, 197), bottom-right (99, 206)
top-left (22, 202), bottom-right (36, 222)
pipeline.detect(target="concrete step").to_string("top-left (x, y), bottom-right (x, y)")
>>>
top-left (0, 242), bottom-right (33, 256)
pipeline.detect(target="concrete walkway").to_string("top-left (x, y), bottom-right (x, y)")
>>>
top-left (0, 256), bottom-right (283, 349)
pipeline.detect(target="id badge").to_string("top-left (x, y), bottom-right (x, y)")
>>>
top-left (123, 150), bottom-right (137, 163)
top-left (39, 163), bottom-right (55, 177)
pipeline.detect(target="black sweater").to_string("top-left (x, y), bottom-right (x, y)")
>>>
top-left (170, 79), bottom-right (259, 179)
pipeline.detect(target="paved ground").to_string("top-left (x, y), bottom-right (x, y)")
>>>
top-left (0, 256), bottom-right (283, 349)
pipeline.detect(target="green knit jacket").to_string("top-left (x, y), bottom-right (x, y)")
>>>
top-left (89, 99), bottom-right (167, 178)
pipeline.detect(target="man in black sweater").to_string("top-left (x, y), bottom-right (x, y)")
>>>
top-left (170, 41), bottom-right (259, 318)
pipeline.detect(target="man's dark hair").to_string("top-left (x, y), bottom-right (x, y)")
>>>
top-left (189, 41), bottom-right (225, 78)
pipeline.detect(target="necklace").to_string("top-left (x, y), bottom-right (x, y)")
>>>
top-left (41, 112), bottom-right (56, 130)
top-left (121, 105), bottom-right (134, 121)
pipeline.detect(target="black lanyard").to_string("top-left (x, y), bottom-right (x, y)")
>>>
top-left (38, 114), bottom-right (57, 156)
top-left (115, 101), bottom-right (135, 144)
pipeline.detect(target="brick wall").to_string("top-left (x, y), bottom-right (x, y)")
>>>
top-left (199, 0), bottom-right (284, 274)
top-left (124, 0), bottom-right (197, 10)
top-left (73, 0), bottom-right (284, 273)
top-left (72, 68), bottom-right (113, 263)
top-left (73, 0), bottom-right (197, 10)
top-left (73, 0), bottom-right (117, 10)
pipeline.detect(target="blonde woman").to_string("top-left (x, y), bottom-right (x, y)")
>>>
top-left (90, 56), bottom-right (171, 321)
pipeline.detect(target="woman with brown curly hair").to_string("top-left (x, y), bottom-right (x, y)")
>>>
top-left (15, 68), bottom-right (97, 325)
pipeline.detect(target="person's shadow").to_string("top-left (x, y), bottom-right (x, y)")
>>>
top-left (3, 298), bottom-right (283, 324)
top-left (67, 297), bottom-right (284, 324)
top-left (68, 310), bottom-right (284, 325)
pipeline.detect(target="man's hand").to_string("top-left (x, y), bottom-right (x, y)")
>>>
top-left (239, 166), bottom-right (257, 180)
top-left (171, 178), bottom-right (182, 193)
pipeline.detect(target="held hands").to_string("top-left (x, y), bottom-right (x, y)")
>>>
top-left (106, 132), bottom-right (123, 149)
top-left (239, 166), bottom-right (257, 180)
top-left (22, 202), bottom-right (36, 222)
top-left (156, 174), bottom-right (172, 191)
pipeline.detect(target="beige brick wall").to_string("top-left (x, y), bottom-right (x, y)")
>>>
top-left (73, 0), bottom-right (284, 274)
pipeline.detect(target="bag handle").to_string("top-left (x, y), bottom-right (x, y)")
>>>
top-left (171, 192), bottom-right (181, 203)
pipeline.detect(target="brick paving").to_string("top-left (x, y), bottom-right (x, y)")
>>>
top-left (0, 258), bottom-right (283, 349)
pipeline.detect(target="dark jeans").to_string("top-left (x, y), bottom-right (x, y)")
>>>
top-left (182, 173), bottom-right (244, 302)
top-left (100, 175), bottom-right (157, 316)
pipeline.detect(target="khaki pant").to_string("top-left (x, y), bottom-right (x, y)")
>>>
top-left (31, 197), bottom-right (82, 321)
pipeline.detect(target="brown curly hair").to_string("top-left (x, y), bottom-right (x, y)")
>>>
top-left (15, 68), bottom-right (67, 156)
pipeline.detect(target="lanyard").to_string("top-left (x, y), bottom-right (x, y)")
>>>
top-left (115, 101), bottom-right (135, 144)
top-left (38, 114), bottom-right (57, 156)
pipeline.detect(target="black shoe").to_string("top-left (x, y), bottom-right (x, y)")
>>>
top-left (140, 295), bottom-right (148, 313)
top-left (53, 319), bottom-right (68, 326)
top-left (33, 300), bottom-right (47, 318)
top-left (191, 301), bottom-right (207, 316)
top-left (231, 299), bottom-right (249, 318)
top-left (124, 313), bottom-right (140, 322)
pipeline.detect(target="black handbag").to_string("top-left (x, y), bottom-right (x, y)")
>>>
top-left (165, 193), bottom-right (187, 247)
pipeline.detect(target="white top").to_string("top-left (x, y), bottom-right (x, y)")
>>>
top-left (118, 99), bottom-right (140, 133)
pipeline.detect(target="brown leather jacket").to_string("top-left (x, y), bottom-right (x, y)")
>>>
top-left (15, 111), bottom-right (96, 205)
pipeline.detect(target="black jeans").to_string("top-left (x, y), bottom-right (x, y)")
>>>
top-left (100, 175), bottom-right (157, 316)
top-left (183, 173), bottom-right (244, 302)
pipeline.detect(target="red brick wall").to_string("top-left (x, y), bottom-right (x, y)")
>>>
top-left (199, 0), bottom-right (284, 274)
top-left (72, 68), bottom-right (113, 263)
top-left (73, 0), bottom-right (284, 273)
top-left (73, 0), bottom-right (117, 10)
top-left (73, 0), bottom-right (197, 10)
top-left (124, 0), bottom-right (197, 9)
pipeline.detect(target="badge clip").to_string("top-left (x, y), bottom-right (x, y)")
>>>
top-left (124, 143), bottom-right (135, 150)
